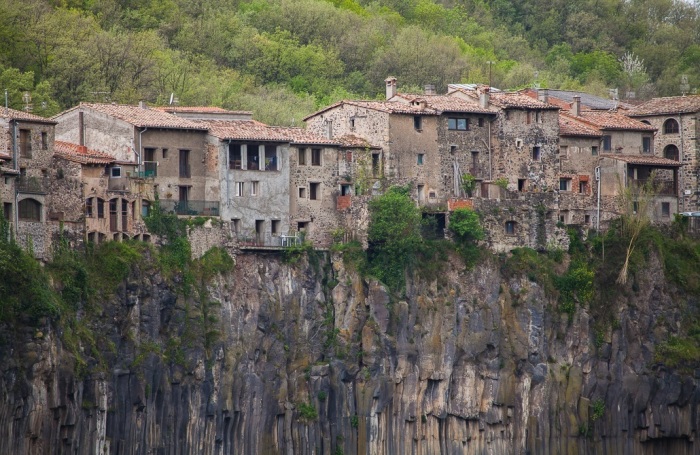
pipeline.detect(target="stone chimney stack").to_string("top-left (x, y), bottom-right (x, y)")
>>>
top-left (385, 77), bottom-right (397, 100)
top-left (571, 96), bottom-right (581, 116)
top-left (479, 86), bottom-right (490, 109)
top-left (139, 100), bottom-right (146, 109)
top-left (424, 84), bottom-right (436, 95)
top-left (538, 88), bottom-right (549, 104)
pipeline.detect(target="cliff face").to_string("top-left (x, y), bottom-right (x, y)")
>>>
top-left (0, 250), bottom-right (698, 454)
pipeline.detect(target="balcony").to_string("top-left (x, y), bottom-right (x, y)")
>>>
top-left (16, 176), bottom-right (47, 194)
top-left (237, 232), bottom-right (302, 250)
top-left (629, 179), bottom-right (676, 196)
top-left (158, 199), bottom-right (220, 217)
top-left (108, 177), bottom-right (129, 191)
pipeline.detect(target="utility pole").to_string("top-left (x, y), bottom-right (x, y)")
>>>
top-left (486, 61), bottom-right (495, 87)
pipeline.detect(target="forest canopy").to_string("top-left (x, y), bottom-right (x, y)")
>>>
top-left (0, 0), bottom-right (698, 125)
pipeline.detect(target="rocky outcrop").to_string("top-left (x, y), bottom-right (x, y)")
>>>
top-left (0, 250), bottom-right (698, 454)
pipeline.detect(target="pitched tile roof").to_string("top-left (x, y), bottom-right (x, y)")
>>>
top-left (576, 111), bottom-right (656, 131)
top-left (336, 134), bottom-right (380, 149)
top-left (57, 103), bottom-right (208, 130)
top-left (154, 106), bottom-right (252, 115)
top-left (448, 86), bottom-right (560, 110)
top-left (629, 95), bottom-right (700, 116)
top-left (393, 94), bottom-right (498, 114)
top-left (268, 127), bottom-right (339, 145)
top-left (303, 99), bottom-right (439, 120)
top-left (54, 141), bottom-right (116, 165)
top-left (202, 120), bottom-right (292, 141)
top-left (600, 154), bottom-right (683, 167)
top-left (522, 88), bottom-right (634, 111)
top-left (0, 107), bottom-right (57, 124)
top-left (559, 113), bottom-right (602, 137)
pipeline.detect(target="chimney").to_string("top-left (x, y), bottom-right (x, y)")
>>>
top-left (138, 100), bottom-right (146, 109)
top-left (385, 76), bottom-right (397, 100)
top-left (479, 86), bottom-right (490, 109)
top-left (571, 96), bottom-right (581, 116)
top-left (78, 111), bottom-right (84, 146)
top-left (538, 88), bottom-right (549, 104)
top-left (424, 84), bottom-right (436, 95)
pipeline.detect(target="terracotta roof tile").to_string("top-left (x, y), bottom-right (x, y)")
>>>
top-left (629, 95), bottom-right (700, 116)
top-left (54, 141), bottom-right (116, 165)
top-left (154, 106), bottom-right (252, 115)
top-left (202, 120), bottom-right (292, 141)
top-left (268, 127), bottom-right (339, 145)
top-left (0, 107), bottom-right (57, 124)
top-left (394, 94), bottom-right (499, 114)
top-left (59, 103), bottom-right (207, 130)
top-left (600, 153), bottom-right (683, 167)
top-left (559, 113), bottom-right (602, 137)
top-left (576, 111), bottom-right (656, 131)
top-left (448, 87), bottom-right (560, 110)
top-left (304, 99), bottom-right (439, 120)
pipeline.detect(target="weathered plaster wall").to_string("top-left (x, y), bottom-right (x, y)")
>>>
top-left (54, 109), bottom-right (135, 161)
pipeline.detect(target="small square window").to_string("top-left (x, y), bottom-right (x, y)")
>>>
top-left (559, 178), bottom-right (571, 191)
top-left (340, 184), bottom-right (352, 196)
top-left (417, 153), bottom-right (424, 165)
top-left (271, 219), bottom-right (280, 235)
top-left (505, 221), bottom-right (516, 235)
top-left (110, 167), bottom-right (122, 178)
top-left (299, 187), bottom-right (307, 198)
top-left (662, 202), bottom-right (670, 217)
top-left (162, 148), bottom-right (168, 159)
top-left (591, 146), bottom-right (598, 156)
top-left (579, 180), bottom-right (589, 193)
top-left (298, 221), bottom-right (308, 231)
top-left (518, 179), bottom-right (527, 192)
top-left (585, 214), bottom-right (591, 224)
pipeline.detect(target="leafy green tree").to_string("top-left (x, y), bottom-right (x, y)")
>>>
top-left (449, 207), bottom-right (484, 266)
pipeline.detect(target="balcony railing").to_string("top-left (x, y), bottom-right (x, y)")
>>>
top-left (629, 179), bottom-right (676, 196)
top-left (108, 177), bottom-right (129, 191)
top-left (158, 199), bottom-right (220, 216)
top-left (237, 232), bottom-right (302, 248)
top-left (16, 176), bottom-right (47, 194)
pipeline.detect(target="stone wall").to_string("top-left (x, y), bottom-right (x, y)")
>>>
top-left (187, 219), bottom-right (237, 260)
top-left (54, 108), bottom-right (135, 162)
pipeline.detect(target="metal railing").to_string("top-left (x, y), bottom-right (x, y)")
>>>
top-left (158, 199), bottom-right (220, 216)
top-left (143, 161), bottom-right (157, 178)
top-left (16, 176), bottom-right (47, 194)
top-left (237, 232), bottom-right (302, 248)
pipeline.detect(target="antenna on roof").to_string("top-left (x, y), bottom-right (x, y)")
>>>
top-left (4, 89), bottom-right (7, 116)
top-left (22, 92), bottom-right (32, 112)
top-left (533, 71), bottom-right (540, 89)
top-left (168, 92), bottom-right (179, 106)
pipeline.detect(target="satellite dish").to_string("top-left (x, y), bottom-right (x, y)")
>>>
top-left (169, 93), bottom-right (175, 105)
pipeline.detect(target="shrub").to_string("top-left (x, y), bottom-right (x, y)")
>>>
top-left (297, 402), bottom-right (318, 421)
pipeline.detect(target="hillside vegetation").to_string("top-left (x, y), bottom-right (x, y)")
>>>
top-left (1, 0), bottom-right (699, 125)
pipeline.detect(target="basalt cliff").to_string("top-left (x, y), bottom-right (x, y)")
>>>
top-left (0, 249), bottom-right (698, 455)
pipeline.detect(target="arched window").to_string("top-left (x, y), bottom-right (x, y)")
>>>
top-left (664, 118), bottom-right (679, 134)
top-left (664, 144), bottom-right (680, 161)
top-left (18, 198), bottom-right (41, 221)
top-left (505, 220), bottom-right (517, 235)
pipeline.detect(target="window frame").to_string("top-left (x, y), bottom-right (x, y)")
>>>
top-left (505, 221), bottom-right (516, 235)
top-left (311, 148), bottom-right (322, 166)
top-left (447, 117), bottom-right (469, 131)
top-left (663, 118), bottom-right (679, 134)
top-left (18, 198), bottom-right (41, 221)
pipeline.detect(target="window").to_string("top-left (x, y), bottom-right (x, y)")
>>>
top-left (247, 145), bottom-right (260, 170)
top-left (478, 118), bottom-right (484, 127)
top-left (602, 135), bottom-right (612, 151)
top-left (585, 214), bottom-right (591, 225)
top-left (229, 144), bottom-right (242, 169)
top-left (178, 150), bottom-right (190, 178)
top-left (535, 111), bottom-right (542, 123)
top-left (19, 129), bottom-right (31, 158)
top-left (664, 144), bottom-right (679, 161)
top-left (505, 221), bottom-right (516, 235)
top-left (97, 198), bottom-right (105, 218)
top-left (264, 145), bottom-right (278, 171)
top-left (144, 147), bottom-right (156, 161)
top-left (311, 148), bottom-right (321, 166)
top-left (448, 118), bottom-right (469, 130)
top-left (236, 182), bottom-right (244, 197)
top-left (232, 219), bottom-right (240, 233)
top-left (417, 153), bottom-right (424, 165)
top-left (298, 148), bottom-right (306, 165)
top-left (178, 186), bottom-right (189, 202)
top-left (664, 118), bottom-right (679, 134)
top-left (297, 221), bottom-right (308, 232)
top-left (429, 191), bottom-right (436, 199)
top-left (642, 137), bottom-right (652, 154)
top-left (109, 199), bottom-right (118, 232)
top-left (560, 145), bottom-right (568, 157)
top-left (532, 146), bottom-right (541, 161)
top-left (162, 148), bottom-right (168, 159)
top-left (41, 132), bottom-right (48, 150)
top-left (250, 181), bottom-right (259, 196)
top-left (309, 182), bottom-right (320, 200)
top-left (341, 184), bottom-right (352, 196)
top-left (526, 111), bottom-right (532, 124)
top-left (141, 200), bottom-right (150, 217)
top-left (417, 184), bottom-right (425, 203)
top-left (662, 202), bottom-right (670, 218)
top-left (372, 153), bottom-right (380, 177)
top-left (413, 115), bottom-right (422, 130)
top-left (85, 198), bottom-right (93, 217)
top-left (18, 198), bottom-right (41, 221)
top-left (349, 118), bottom-right (355, 129)
top-left (3, 202), bottom-right (11, 221)
top-left (110, 167), bottom-right (122, 178)
top-left (505, 110), bottom-right (511, 120)
top-left (255, 220), bottom-right (264, 239)
top-left (518, 179), bottom-right (527, 192)
top-left (579, 180), bottom-right (589, 193)
top-left (559, 178), bottom-right (572, 191)
top-left (299, 187), bottom-right (306, 198)
top-left (271, 220), bottom-right (280, 235)
top-left (591, 146), bottom-right (598, 156)
top-left (559, 211), bottom-right (570, 224)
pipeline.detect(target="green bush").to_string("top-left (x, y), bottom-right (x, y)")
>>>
top-left (297, 402), bottom-right (318, 421)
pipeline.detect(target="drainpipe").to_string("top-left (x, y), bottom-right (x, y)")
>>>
top-left (596, 164), bottom-right (601, 232)
top-left (137, 127), bottom-right (147, 173)
top-left (226, 139), bottom-right (231, 209)
top-left (488, 118), bottom-right (493, 180)
top-left (11, 119), bottom-right (18, 233)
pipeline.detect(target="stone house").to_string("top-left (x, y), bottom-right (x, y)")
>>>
top-left (520, 88), bottom-right (634, 112)
top-left (1, 107), bottom-right (59, 258)
top-left (53, 103), bottom-right (217, 218)
top-left (52, 141), bottom-right (150, 244)
top-left (628, 95), bottom-right (700, 212)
